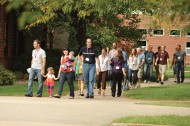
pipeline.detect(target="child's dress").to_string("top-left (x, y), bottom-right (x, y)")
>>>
top-left (44, 74), bottom-right (55, 87)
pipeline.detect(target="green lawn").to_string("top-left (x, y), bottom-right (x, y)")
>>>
top-left (137, 101), bottom-right (190, 108)
top-left (166, 70), bottom-right (190, 78)
top-left (113, 115), bottom-right (190, 126)
top-left (0, 81), bottom-right (78, 97)
top-left (155, 65), bottom-right (190, 78)
top-left (124, 83), bottom-right (190, 100)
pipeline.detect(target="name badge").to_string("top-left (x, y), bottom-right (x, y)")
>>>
top-left (178, 57), bottom-right (181, 59)
top-left (160, 58), bottom-right (162, 61)
top-left (61, 65), bottom-right (65, 68)
top-left (148, 58), bottom-right (151, 60)
top-left (116, 66), bottom-right (120, 69)
top-left (85, 58), bottom-right (90, 61)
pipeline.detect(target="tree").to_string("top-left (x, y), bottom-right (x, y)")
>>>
top-left (142, 0), bottom-right (190, 31)
top-left (0, 0), bottom-right (145, 51)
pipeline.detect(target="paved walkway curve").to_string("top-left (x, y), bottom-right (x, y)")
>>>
top-left (0, 79), bottom-right (190, 126)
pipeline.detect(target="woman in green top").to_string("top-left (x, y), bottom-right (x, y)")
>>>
top-left (75, 56), bottom-right (84, 96)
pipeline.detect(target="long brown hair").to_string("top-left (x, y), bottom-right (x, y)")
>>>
top-left (130, 48), bottom-right (137, 57)
top-left (62, 48), bottom-right (69, 57)
top-left (117, 49), bottom-right (123, 61)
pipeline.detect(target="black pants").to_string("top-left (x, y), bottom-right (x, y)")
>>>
top-left (111, 72), bottom-right (123, 97)
top-left (176, 62), bottom-right (184, 82)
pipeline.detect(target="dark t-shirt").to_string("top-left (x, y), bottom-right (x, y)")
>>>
top-left (174, 51), bottom-right (186, 63)
top-left (78, 46), bottom-right (98, 64)
top-left (154, 51), bottom-right (160, 64)
top-left (158, 51), bottom-right (169, 65)
top-left (110, 58), bottom-right (124, 73)
top-left (144, 51), bottom-right (155, 65)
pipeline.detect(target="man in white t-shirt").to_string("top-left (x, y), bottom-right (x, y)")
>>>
top-left (108, 42), bottom-right (117, 88)
top-left (25, 39), bottom-right (46, 97)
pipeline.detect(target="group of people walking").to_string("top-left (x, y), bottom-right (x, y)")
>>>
top-left (25, 39), bottom-right (186, 99)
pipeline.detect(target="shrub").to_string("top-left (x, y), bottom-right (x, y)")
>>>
top-left (0, 66), bottom-right (15, 86)
top-left (142, 71), bottom-right (169, 82)
top-left (13, 49), bottom-right (62, 77)
top-left (14, 71), bottom-right (24, 79)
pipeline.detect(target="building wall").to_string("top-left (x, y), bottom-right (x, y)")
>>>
top-left (138, 15), bottom-right (190, 63)
top-left (0, 6), bottom-right (21, 68)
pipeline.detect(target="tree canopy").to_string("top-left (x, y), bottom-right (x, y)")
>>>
top-left (1, 0), bottom-right (189, 51)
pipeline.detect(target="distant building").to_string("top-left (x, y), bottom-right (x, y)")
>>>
top-left (0, 6), bottom-right (24, 68)
top-left (137, 15), bottom-right (190, 64)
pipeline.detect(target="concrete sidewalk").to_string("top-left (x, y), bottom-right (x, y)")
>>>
top-left (0, 79), bottom-right (190, 126)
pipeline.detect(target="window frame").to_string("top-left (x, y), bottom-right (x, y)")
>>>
top-left (137, 40), bottom-right (147, 50)
top-left (169, 29), bottom-right (181, 37)
top-left (153, 29), bottom-right (164, 36)
top-left (186, 32), bottom-right (190, 37)
top-left (138, 28), bottom-right (148, 35)
top-left (186, 42), bottom-right (190, 55)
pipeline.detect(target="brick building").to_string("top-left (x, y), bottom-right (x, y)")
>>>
top-left (137, 15), bottom-right (190, 63)
top-left (0, 6), bottom-right (24, 68)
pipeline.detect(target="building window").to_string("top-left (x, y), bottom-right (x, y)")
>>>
top-left (186, 32), bottom-right (190, 37)
top-left (186, 42), bottom-right (190, 55)
top-left (153, 29), bottom-right (164, 36)
top-left (170, 30), bottom-right (181, 36)
top-left (137, 40), bottom-right (147, 50)
top-left (138, 28), bottom-right (147, 34)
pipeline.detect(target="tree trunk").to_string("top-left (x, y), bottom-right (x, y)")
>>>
top-left (70, 11), bottom-right (86, 52)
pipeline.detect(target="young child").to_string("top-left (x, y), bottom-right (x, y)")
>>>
top-left (64, 51), bottom-right (75, 71)
top-left (43, 67), bottom-right (58, 97)
top-left (75, 56), bottom-right (84, 96)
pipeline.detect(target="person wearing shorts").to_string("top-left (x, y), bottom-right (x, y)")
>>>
top-left (137, 48), bottom-right (145, 88)
top-left (155, 46), bottom-right (170, 84)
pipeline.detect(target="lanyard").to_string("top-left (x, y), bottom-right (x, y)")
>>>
top-left (87, 48), bottom-right (91, 54)
top-left (116, 59), bottom-right (120, 66)
top-left (102, 55), bottom-right (105, 64)
top-left (34, 49), bottom-right (40, 58)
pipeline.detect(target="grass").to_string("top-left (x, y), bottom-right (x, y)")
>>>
top-left (165, 70), bottom-right (190, 78)
top-left (155, 65), bottom-right (190, 78)
top-left (113, 115), bottom-right (190, 126)
top-left (124, 83), bottom-right (190, 100)
top-left (0, 81), bottom-right (78, 97)
top-left (137, 101), bottom-right (190, 108)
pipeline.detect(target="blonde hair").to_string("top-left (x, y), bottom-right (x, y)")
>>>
top-left (47, 67), bottom-right (54, 74)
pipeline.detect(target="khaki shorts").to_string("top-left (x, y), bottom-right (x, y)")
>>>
top-left (159, 64), bottom-right (167, 74)
top-left (137, 68), bottom-right (143, 78)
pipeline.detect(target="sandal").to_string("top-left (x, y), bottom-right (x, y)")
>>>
top-left (80, 93), bottom-right (84, 96)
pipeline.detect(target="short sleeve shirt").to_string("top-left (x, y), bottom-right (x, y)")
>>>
top-left (158, 51), bottom-right (169, 65)
top-left (111, 58), bottom-right (124, 73)
top-left (47, 73), bottom-right (55, 79)
top-left (122, 51), bottom-right (128, 68)
top-left (78, 46), bottom-right (98, 64)
top-left (144, 51), bottom-right (155, 65)
top-left (31, 48), bottom-right (46, 69)
top-left (174, 51), bottom-right (186, 62)
top-left (137, 53), bottom-right (145, 65)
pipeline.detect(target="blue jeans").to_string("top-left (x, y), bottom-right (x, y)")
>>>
top-left (27, 68), bottom-right (43, 96)
top-left (83, 63), bottom-right (96, 96)
top-left (57, 72), bottom-right (74, 97)
top-left (128, 69), bottom-right (137, 84)
top-left (144, 64), bottom-right (153, 81)
top-left (109, 65), bottom-right (113, 88)
top-left (175, 62), bottom-right (185, 82)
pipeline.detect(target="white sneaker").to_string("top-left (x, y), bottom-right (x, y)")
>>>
top-left (144, 80), bottom-right (147, 83)
top-left (148, 81), bottom-right (150, 84)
